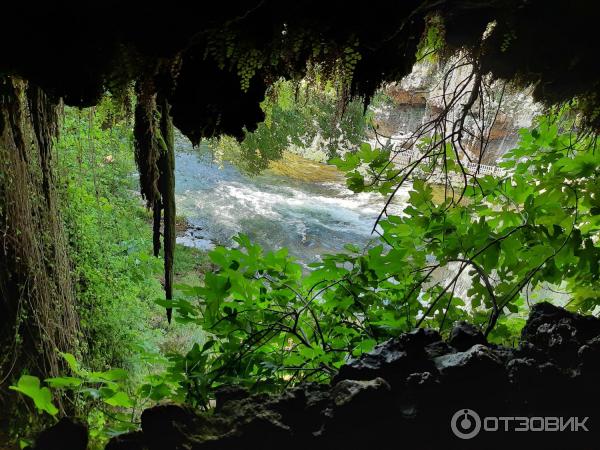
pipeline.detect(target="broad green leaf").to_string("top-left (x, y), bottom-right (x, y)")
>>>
top-left (9, 375), bottom-right (58, 416)
top-left (94, 368), bottom-right (128, 382)
top-left (44, 376), bottom-right (83, 389)
top-left (103, 391), bottom-right (134, 408)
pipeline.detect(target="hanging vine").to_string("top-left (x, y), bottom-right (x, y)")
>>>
top-left (133, 78), bottom-right (176, 322)
top-left (0, 77), bottom-right (79, 417)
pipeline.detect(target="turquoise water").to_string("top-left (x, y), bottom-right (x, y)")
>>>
top-left (174, 145), bottom-right (407, 264)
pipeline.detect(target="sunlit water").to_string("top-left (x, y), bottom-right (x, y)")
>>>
top-left (175, 148), bottom-right (408, 264)
top-left (173, 143), bottom-right (565, 306)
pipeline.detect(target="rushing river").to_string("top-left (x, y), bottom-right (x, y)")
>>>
top-left (174, 145), bottom-right (407, 264)
top-left (174, 143), bottom-right (567, 306)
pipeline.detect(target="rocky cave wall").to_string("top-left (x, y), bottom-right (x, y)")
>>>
top-left (1, 0), bottom-right (599, 442)
top-left (28, 302), bottom-right (600, 450)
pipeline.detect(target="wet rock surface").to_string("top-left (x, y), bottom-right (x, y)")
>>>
top-left (32, 303), bottom-right (600, 449)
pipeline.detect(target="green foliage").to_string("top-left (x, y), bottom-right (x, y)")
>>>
top-left (10, 376), bottom-right (58, 417)
top-left (154, 112), bottom-right (600, 404)
top-left (11, 352), bottom-right (145, 446)
top-left (32, 96), bottom-right (210, 448)
top-left (56, 98), bottom-right (166, 371)
top-left (205, 78), bottom-right (369, 174)
top-left (416, 14), bottom-right (445, 62)
top-left (51, 352), bottom-right (135, 411)
top-left (332, 112), bottom-right (600, 340)
top-left (331, 142), bottom-right (393, 193)
top-left (204, 26), bottom-right (363, 93)
top-left (159, 235), bottom-right (386, 407)
top-left (20, 96), bottom-right (597, 446)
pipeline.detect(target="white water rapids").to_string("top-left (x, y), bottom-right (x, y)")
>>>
top-left (175, 146), bottom-right (407, 264)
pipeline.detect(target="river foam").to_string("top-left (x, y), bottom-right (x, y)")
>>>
top-left (175, 151), bottom-right (408, 263)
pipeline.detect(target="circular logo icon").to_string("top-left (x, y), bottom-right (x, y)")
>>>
top-left (451, 409), bottom-right (481, 439)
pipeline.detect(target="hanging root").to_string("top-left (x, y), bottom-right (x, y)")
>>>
top-left (133, 79), bottom-right (175, 323)
top-left (0, 76), bottom-right (79, 414)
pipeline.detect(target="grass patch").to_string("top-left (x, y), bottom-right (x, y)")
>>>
top-left (173, 243), bottom-right (211, 286)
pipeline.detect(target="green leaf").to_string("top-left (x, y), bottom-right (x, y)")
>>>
top-left (146, 383), bottom-right (173, 401)
top-left (346, 171), bottom-right (365, 192)
top-left (103, 391), bottom-right (134, 408)
top-left (343, 243), bottom-right (360, 253)
top-left (9, 375), bottom-right (58, 416)
top-left (92, 368), bottom-right (128, 382)
top-left (44, 376), bottom-right (83, 389)
top-left (19, 439), bottom-right (33, 449)
top-left (60, 352), bottom-right (83, 375)
top-left (330, 153), bottom-right (361, 172)
top-left (353, 339), bottom-right (376, 356)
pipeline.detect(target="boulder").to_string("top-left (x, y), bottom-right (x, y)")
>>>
top-left (28, 418), bottom-right (87, 450)
top-left (448, 321), bottom-right (487, 351)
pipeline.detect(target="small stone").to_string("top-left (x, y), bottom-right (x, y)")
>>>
top-left (406, 371), bottom-right (438, 388)
top-left (333, 329), bottom-right (441, 384)
top-left (424, 340), bottom-right (454, 358)
top-left (105, 431), bottom-right (146, 450)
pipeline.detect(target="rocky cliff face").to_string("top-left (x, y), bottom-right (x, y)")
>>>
top-left (372, 57), bottom-right (543, 166)
top-left (30, 302), bottom-right (600, 450)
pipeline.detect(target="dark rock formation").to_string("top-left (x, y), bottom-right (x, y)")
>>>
top-left (2, 1), bottom-right (599, 133)
top-left (26, 418), bottom-right (88, 450)
top-left (34, 303), bottom-right (600, 449)
top-left (448, 321), bottom-right (488, 351)
top-left (520, 301), bottom-right (600, 366)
